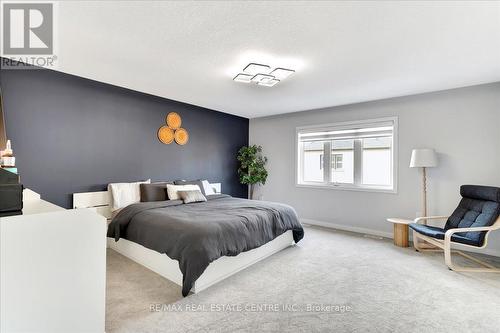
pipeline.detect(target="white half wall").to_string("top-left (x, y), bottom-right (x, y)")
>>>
top-left (250, 82), bottom-right (500, 256)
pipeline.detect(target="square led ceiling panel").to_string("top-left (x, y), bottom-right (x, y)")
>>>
top-left (243, 63), bottom-right (271, 75)
top-left (257, 79), bottom-right (280, 87)
top-left (270, 68), bottom-right (295, 80)
top-left (233, 73), bottom-right (253, 83)
top-left (251, 74), bottom-right (275, 83)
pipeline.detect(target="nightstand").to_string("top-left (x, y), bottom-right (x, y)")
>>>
top-left (386, 218), bottom-right (412, 247)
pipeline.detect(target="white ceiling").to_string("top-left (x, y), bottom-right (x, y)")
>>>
top-left (56, 1), bottom-right (500, 118)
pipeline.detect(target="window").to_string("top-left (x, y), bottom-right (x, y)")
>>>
top-left (302, 141), bottom-right (325, 182)
top-left (332, 154), bottom-right (343, 170)
top-left (296, 117), bottom-right (397, 192)
top-left (331, 140), bottom-right (353, 183)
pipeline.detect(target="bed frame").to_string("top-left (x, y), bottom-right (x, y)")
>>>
top-left (73, 188), bottom-right (295, 294)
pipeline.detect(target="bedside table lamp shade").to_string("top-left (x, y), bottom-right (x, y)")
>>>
top-left (410, 148), bottom-right (438, 220)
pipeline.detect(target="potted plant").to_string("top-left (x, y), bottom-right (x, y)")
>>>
top-left (237, 145), bottom-right (268, 199)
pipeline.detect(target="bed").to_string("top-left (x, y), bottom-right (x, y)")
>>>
top-left (74, 186), bottom-right (304, 296)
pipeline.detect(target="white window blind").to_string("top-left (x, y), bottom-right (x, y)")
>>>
top-left (296, 118), bottom-right (397, 192)
top-left (298, 121), bottom-right (394, 142)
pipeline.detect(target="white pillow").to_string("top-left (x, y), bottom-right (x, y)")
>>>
top-left (108, 179), bottom-right (150, 212)
top-left (202, 180), bottom-right (217, 195)
top-left (166, 184), bottom-right (201, 200)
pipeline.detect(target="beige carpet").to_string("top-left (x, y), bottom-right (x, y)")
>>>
top-left (106, 226), bottom-right (500, 333)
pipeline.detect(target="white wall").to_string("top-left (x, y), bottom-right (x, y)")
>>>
top-left (250, 83), bottom-right (500, 256)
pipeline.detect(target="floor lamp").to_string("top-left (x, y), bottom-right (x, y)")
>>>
top-left (410, 148), bottom-right (438, 223)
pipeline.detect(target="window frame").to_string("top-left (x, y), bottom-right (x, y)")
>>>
top-left (295, 117), bottom-right (398, 194)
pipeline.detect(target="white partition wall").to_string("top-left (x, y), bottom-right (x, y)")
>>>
top-left (0, 198), bottom-right (107, 333)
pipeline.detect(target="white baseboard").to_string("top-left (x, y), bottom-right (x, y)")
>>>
top-left (462, 246), bottom-right (500, 258)
top-left (300, 218), bottom-right (500, 258)
top-left (300, 218), bottom-right (393, 239)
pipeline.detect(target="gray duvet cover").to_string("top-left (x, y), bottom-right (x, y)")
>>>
top-left (107, 195), bottom-right (304, 296)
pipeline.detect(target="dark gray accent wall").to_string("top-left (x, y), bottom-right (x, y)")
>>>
top-left (0, 66), bottom-right (248, 208)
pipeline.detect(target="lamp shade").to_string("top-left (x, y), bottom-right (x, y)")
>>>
top-left (409, 148), bottom-right (437, 168)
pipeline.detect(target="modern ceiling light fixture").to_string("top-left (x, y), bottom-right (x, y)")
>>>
top-left (233, 63), bottom-right (295, 87)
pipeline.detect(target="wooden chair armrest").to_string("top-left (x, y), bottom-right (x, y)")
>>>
top-left (413, 216), bottom-right (449, 224)
top-left (444, 225), bottom-right (498, 244)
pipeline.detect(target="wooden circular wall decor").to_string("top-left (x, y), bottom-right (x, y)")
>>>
top-left (166, 112), bottom-right (182, 129)
top-left (174, 128), bottom-right (189, 145)
top-left (158, 112), bottom-right (188, 145)
top-left (157, 125), bottom-right (174, 144)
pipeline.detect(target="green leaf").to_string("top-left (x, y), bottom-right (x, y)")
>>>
top-left (236, 145), bottom-right (268, 186)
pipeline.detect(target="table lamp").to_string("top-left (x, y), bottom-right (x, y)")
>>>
top-left (410, 148), bottom-right (438, 219)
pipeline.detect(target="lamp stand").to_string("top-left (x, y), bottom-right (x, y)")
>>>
top-left (422, 166), bottom-right (428, 223)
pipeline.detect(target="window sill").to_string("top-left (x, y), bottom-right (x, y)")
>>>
top-left (296, 182), bottom-right (397, 194)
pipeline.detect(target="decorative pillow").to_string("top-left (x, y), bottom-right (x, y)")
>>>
top-left (178, 190), bottom-right (207, 204)
top-left (140, 182), bottom-right (173, 202)
top-left (166, 184), bottom-right (201, 200)
top-left (174, 179), bottom-right (206, 195)
top-left (108, 179), bottom-right (151, 212)
top-left (202, 180), bottom-right (217, 195)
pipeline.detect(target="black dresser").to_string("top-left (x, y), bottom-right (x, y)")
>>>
top-left (0, 168), bottom-right (23, 217)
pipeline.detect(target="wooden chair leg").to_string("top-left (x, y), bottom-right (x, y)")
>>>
top-left (445, 246), bottom-right (500, 273)
top-left (413, 231), bottom-right (422, 251)
top-left (444, 240), bottom-right (454, 269)
top-left (414, 231), bottom-right (500, 272)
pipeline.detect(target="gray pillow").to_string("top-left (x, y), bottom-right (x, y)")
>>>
top-left (140, 182), bottom-right (173, 202)
top-left (174, 179), bottom-right (206, 195)
top-left (178, 190), bottom-right (207, 204)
